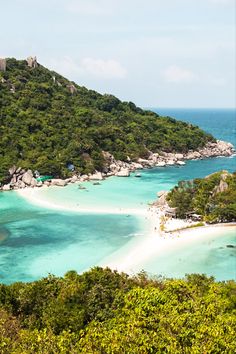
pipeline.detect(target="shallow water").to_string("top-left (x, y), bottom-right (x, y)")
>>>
top-left (0, 192), bottom-right (144, 283)
top-left (0, 108), bottom-right (235, 283)
top-left (138, 228), bottom-right (236, 281)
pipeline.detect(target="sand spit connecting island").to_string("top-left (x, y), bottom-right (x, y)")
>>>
top-left (7, 138), bottom-right (235, 274)
top-left (17, 182), bottom-right (236, 275)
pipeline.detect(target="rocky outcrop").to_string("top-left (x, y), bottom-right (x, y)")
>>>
top-left (156, 191), bottom-right (168, 206)
top-left (0, 58), bottom-right (6, 72)
top-left (198, 140), bottom-right (234, 158)
top-left (22, 170), bottom-right (33, 185)
top-left (2, 184), bottom-right (11, 191)
top-left (89, 172), bottom-right (104, 180)
top-left (116, 168), bottom-right (130, 177)
top-left (1, 140), bottom-right (234, 191)
top-left (212, 171), bottom-right (231, 195)
top-left (51, 179), bottom-right (67, 187)
top-left (27, 56), bottom-right (38, 68)
top-left (67, 84), bottom-right (77, 95)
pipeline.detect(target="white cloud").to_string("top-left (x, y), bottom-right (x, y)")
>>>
top-left (80, 58), bottom-right (126, 79)
top-left (162, 65), bottom-right (199, 83)
top-left (46, 56), bottom-right (81, 78)
top-left (46, 56), bottom-right (127, 80)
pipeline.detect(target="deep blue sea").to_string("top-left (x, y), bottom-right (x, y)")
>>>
top-left (0, 108), bottom-right (235, 283)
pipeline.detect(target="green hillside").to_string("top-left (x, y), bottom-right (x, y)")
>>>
top-left (0, 58), bottom-right (214, 183)
top-left (167, 170), bottom-right (236, 222)
top-left (0, 267), bottom-right (235, 353)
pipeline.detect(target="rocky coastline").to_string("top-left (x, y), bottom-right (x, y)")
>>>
top-left (1, 139), bottom-right (234, 191)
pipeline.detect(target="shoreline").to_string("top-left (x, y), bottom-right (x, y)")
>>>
top-left (16, 187), bottom-right (236, 275)
top-left (2, 139), bottom-right (235, 192)
top-left (102, 220), bottom-right (236, 274)
top-left (16, 188), bottom-right (147, 216)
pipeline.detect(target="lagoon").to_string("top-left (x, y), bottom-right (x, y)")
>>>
top-left (0, 108), bottom-right (235, 283)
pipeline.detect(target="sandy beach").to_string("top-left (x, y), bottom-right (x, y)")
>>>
top-left (102, 222), bottom-right (236, 274)
top-left (16, 187), bottom-right (147, 216)
top-left (16, 187), bottom-right (236, 275)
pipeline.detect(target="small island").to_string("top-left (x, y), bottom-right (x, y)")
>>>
top-left (151, 170), bottom-right (236, 234)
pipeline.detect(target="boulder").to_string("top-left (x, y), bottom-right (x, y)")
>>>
top-left (22, 170), bottom-right (33, 185)
top-left (9, 165), bottom-right (17, 176)
top-left (175, 153), bottom-right (184, 160)
top-left (80, 175), bottom-right (89, 182)
top-left (132, 163), bottom-right (143, 169)
top-left (30, 178), bottom-right (37, 187)
top-left (157, 190), bottom-right (168, 197)
top-left (44, 181), bottom-right (50, 186)
top-left (89, 172), bottom-right (104, 181)
top-left (102, 151), bottom-right (115, 163)
top-left (214, 180), bottom-right (229, 194)
top-left (110, 163), bottom-right (120, 172)
top-left (186, 151), bottom-right (201, 160)
top-left (70, 175), bottom-right (78, 183)
top-left (156, 162), bottom-right (166, 167)
top-left (137, 158), bottom-right (150, 166)
top-left (116, 168), bottom-right (130, 177)
top-left (51, 179), bottom-right (67, 187)
top-left (16, 180), bottom-right (26, 189)
top-left (156, 192), bottom-right (168, 206)
top-left (2, 184), bottom-right (11, 191)
top-left (10, 174), bottom-right (17, 184)
top-left (16, 167), bottom-right (22, 174)
top-left (166, 160), bottom-right (175, 165)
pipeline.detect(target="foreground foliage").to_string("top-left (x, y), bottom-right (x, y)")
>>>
top-left (0, 58), bottom-right (214, 183)
top-left (167, 170), bottom-right (236, 222)
top-left (0, 267), bottom-right (235, 353)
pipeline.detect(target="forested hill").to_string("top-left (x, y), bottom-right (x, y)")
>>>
top-left (0, 58), bottom-right (214, 183)
top-left (167, 170), bottom-right (236, 222)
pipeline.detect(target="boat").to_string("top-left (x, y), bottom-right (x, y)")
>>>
top-left (135, 173), bottom-right (142, 177)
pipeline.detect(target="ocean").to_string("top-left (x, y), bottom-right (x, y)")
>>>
top-left (0, 108), bottom-right (235, 283)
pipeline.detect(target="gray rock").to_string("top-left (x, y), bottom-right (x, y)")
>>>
top-left (27, 56), bottom-right (38, 68)
top-left (16, 180), bottom-right (26, 189)
top-left (156, 162), bottom-right (166, 167)
top-left (157, 190), bottom-right (168, 197)
top-left (16, 167), bottom-right (22, 174)
top-left (44, 181), bottom-right (50, 186)
top-left (9, 165), bottom-right (17, 176)
top-left (11, 174), bottom-right (17, 184)
top-left (2, 184), bottom-right (11, 191)
top-left (132, 163), bottom-right (143, 169)
top-left (51, 179), bottom-right (67, 187)
top-left (116, 168), bottom-right (130, 177)
top-left (22, 170), bottom-right (33, 185)
top-left (89, 172), bottom-right (104, 180)
top-left (71, 175), bottom-right (78, 183)
top-left (30, 178), bottom-right (37, 187)
top-left (110, 163), bottom-right (120, 172)
top-left (0, 58), bottom-right (6, 72)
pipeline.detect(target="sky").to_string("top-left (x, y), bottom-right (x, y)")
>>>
top-left (1, 0), bottom-right (235, 108)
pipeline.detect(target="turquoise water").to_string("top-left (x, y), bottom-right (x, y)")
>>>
top-left (0, 192), bottom-right (144, 283)
top-left (0, 108), bottom-right (235, 283)
top-left (140, 228), bottom-right (236, 280)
